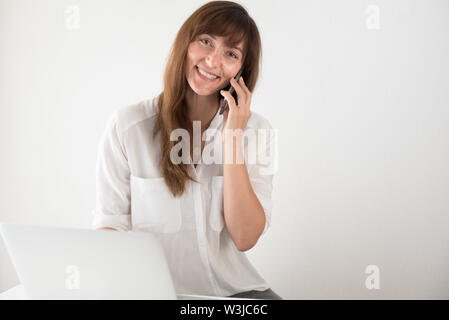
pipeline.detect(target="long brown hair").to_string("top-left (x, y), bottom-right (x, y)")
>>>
top-left (153, 1), bottom-right (262, 197)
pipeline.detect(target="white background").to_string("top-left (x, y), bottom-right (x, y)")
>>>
top-left (1, 0), bottom-right (448, 299)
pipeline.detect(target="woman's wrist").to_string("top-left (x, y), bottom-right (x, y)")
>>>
top-left (223, 131), bottom-right (245, 165)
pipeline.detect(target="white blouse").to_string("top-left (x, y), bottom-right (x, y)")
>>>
top-left (91, 95), bottom-right (276, 297)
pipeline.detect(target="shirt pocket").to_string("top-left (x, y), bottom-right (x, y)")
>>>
top-left (209, 175), bottom-right (225, 232)
top-left (130, 175), bottom-right (182, 234)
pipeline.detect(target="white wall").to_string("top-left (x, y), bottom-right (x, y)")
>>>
top-left (1, 0), bottom-right (448, 299)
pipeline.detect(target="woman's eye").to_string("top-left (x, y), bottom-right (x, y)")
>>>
top-left (200, 38), bottom-right (238, 59)
top-left (229, 52), bottom-right (238, 59)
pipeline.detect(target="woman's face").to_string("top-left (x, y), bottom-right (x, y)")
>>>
top-left (186, 33), bottom-right (244, 96)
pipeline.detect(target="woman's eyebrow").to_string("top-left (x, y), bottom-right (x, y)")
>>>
top-left (206, 33), bottom-right (243, 54)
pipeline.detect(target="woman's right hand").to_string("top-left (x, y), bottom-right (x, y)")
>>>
top-left (97, 227), bottom-right (117, 231)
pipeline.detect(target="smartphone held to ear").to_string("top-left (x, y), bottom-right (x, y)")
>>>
top-left (219, 67), bottom-right (244, 115)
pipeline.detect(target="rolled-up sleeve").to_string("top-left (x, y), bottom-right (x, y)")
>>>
top-left (247, 120), bottom-right (277, 235)
top-left (91, 110), bottom-right (132, 232)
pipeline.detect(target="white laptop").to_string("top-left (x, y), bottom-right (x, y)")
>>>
top-left (0, 223), bottom-right (253, 300)
top-left (0, 223), bottom-right (179, 300)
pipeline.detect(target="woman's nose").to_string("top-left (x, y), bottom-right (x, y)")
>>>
top-left (205, 50), bottom-right (222, 67)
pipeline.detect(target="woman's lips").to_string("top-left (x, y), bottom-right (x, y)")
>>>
top-left (196, 66), bottom-right (220, 82)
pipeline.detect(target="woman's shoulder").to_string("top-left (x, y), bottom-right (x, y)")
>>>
top-left (113, 95), bottom-right (159, 134)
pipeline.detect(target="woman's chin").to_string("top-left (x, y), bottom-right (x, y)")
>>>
top-left (192, 88), bottom-right (218, 97)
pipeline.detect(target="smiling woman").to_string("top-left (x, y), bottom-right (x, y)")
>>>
top-left (157, 2), bottom-right (262, 194)
top-left (92, 1), bottom-right (281, 300)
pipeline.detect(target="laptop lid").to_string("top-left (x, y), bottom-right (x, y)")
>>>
top-left (0, 223), bottom-right (177, 300)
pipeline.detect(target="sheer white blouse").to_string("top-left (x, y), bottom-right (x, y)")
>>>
top-left (91, 95), bottom-right (276, 297)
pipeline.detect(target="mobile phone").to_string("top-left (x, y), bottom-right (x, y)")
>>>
top-left (219, 67), bottom-right (244, 115)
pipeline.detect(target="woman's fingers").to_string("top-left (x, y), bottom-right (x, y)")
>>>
top-left (229, 77), bottom-right (247, 106)
top-left (220, 90), bottom-right (238, 112)
top-left (238, 77), bottom-right (252, 112)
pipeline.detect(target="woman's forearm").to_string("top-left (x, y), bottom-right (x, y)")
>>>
top-left (223, 135), bottom-right (266, 252)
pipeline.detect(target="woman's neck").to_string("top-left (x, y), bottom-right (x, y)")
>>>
top-left (185, 88), bottom-right (219, 129)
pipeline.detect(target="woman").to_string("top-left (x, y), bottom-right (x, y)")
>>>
top-left (92, 1), bottom-right (281, 300)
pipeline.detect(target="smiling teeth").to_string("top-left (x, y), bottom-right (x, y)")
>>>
top-left (198, 67), bottom-right (218, 79)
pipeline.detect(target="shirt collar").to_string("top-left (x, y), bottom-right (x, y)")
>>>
top-left (207, 105), bottom-right (224, 131)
